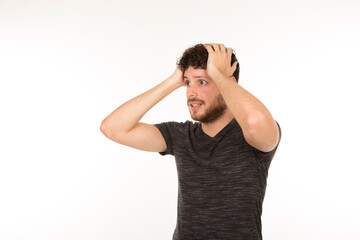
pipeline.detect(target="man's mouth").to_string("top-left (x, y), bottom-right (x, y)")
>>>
top-left (191, 103), bottom-right (202, 107)
top-left (188, 98), bottom-right (204, 111)
top-left (189, 102), bottom-right (203, 110)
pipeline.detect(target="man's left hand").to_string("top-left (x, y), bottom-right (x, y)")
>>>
top-left (204, 43), bottom-right (237, 82)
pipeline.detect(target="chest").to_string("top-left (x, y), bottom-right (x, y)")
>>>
top-left (174, 134), bottom-right (259, 183)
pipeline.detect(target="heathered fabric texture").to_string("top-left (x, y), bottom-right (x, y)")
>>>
top-left (154, 118), bottom-right (281, 240)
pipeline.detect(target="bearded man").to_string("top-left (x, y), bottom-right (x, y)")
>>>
top-left (100, 43), bottom-right (281, 240)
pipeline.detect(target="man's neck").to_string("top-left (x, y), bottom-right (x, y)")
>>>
top-left (201, 110), bottom-right (234, 137)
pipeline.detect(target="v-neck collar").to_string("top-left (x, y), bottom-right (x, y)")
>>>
top-left (198, 118), bottom-right (237, 140)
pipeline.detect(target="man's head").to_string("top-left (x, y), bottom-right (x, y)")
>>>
top-left (177, 44), bottom-right (240, 124)
top-left (177, 43), bottom-right (240, 82)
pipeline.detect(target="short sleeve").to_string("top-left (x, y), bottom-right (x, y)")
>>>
top-left (253, 121), bottom-right (282, 160)
top-left (153, 122), bottom-right (177, 156)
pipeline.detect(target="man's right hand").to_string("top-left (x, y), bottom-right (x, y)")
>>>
top-left (167, 67), bottom-right (186, 89)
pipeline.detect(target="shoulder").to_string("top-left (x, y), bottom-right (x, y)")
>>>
top-left (155, 120), bottom-right (194, 128)
top-left (154, 120), bottom-right (198, 135)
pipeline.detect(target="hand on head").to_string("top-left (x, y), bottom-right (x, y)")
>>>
top-left (204, 43), bottom-right (238, 81)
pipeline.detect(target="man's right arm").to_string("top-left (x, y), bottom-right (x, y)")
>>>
top-left (100, 68), bottom-right (184, 152)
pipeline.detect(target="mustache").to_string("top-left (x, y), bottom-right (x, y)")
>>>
top-left (187, 98), bottom-right (205, 104)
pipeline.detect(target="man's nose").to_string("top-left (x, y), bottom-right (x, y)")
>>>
top-left (186, 85), bottom-right (198, 99)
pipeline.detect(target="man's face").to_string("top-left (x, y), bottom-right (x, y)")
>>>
top-left (184, 66), bottom-right (227, 123)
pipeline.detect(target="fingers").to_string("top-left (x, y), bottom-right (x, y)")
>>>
top-left (204, 43), bottom-right (221, 52)
top-left (218, 44), bottom-right (225, 52)
top-left (205, 43), bottom-right (234, 64)
top-left (204, 44), bottom-right (215, 52)
top-left (204, 43), bottom-right (232, 54)
top-left (205, 43), bottom-right (234, 69)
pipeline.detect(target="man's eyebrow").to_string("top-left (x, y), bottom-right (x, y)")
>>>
top-left (183, 75), bottom-right (208, 79)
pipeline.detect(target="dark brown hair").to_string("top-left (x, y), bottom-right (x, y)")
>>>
top-left (177, 44), bottom-right (240, 82)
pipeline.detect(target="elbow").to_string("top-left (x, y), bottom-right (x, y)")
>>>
top-left (245, 111), bottom-right (266, 134)
top-left (100, 119), bottom-right (110, 136)
top-left (100, 119), bottom-right (127, 141)
top-left (244, 111), bottom-right (275, 137)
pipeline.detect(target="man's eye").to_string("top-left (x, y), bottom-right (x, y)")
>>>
top-left (186, 80), bottom-right (191, 86)
top-left (200, 80), bottom-right (207, 85)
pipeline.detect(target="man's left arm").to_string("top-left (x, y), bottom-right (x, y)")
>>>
top-left (204, 43), bottom-right (279, 153)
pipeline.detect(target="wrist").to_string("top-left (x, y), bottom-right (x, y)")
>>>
top-left (211, 73), bottom-right (232, 85)
top-left (163, 77), bottom-right (183, 91)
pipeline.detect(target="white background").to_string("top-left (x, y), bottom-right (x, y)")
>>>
top-left (1, 0), bottom-right (359, 239)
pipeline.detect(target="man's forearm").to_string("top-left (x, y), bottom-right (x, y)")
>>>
top-left (215, 76), bottom-right (273, 130)
top-left (101, 75), bottom-right (181, 135)
top-left (214, 75), bottom-right (279, 152)
top-left (203, 43), bottom-right (279, 152)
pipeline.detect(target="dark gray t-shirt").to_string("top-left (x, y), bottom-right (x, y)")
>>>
top-left (154, 118), bottom-right (281, 240)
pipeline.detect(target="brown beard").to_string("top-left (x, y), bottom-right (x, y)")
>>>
top-left (191, 94), bottom-right (227, 123)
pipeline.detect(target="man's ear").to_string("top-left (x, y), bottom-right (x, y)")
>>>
top-left (230, 76), bottom-right (237, 82)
